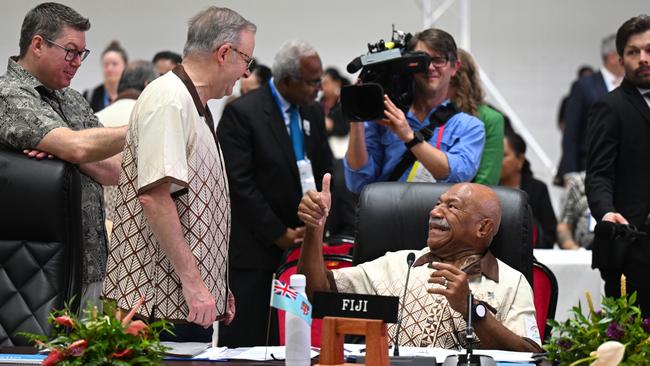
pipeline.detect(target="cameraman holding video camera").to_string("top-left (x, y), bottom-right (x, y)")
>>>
top-left (344, 28), bottom-right (485, 193)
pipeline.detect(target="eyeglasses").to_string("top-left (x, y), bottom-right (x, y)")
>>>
top-left (44, 38), bottom-right (90, 62)
top-left (429, 55), bottom-right (449, 68)
top-left (230, 46), bottom-right (255, 71)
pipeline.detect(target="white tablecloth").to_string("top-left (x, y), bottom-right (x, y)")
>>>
top-left (533, 249), bottom-right (603, 322)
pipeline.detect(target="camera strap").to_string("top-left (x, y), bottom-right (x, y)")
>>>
top-left (388, 102), bottom-right (460, 182)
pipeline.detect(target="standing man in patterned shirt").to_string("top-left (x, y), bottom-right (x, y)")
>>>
top-left (0, 2), bottom-right (126, 309)
top-left (102, 7), bottom-right (256, 342)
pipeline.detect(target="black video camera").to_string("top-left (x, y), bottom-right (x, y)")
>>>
top-left (592, 221), bottom-right (647, 270)
top-left (341, 26), bottom-right (431, 122)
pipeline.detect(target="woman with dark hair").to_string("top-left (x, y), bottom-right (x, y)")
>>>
top-left (500, 132), bottom-right (557, 248)
top-left (84, 40), bottom-right (128, 112)
top-left (320, 67), bottom-right (350, 138)
top-left (239, 60), bottom-right (271, 95)
top-left (449, 49), bottom-right (504, 185)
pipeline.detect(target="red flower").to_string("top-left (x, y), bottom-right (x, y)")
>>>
top-left (112, 348), bottom-right (133, 358)
top-left (66, 339), bottom-right (88, 357)
top-left (54, 315), bottom-right (75, 328)
top-left (124, 320), bottom-right (148, 336)
top-left (42, 349), bottom-right (64, 366)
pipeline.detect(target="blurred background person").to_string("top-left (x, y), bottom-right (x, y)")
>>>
top-left (152, 50), bottom-right (182, 75)
top-left (239, 60), bottom-right (271, 95)
top-left (84, 40), bottom-right (128, 112)
top-left (556, 34), bottom-right (623, 183)
top-left (553, 65), bottom-right (594, 186)
top-left (320, 67), bottom-right (350, 159)
top-left (556, 172), bottom-right (593, 249)
top-left (500, 131), bottom-right (557, 248)
top-left (449, 48), bottom-right (504, 185)
top-left (320, 67), bottom-right (350, 136)
top-left (96, 60), bottom-right (158, 228)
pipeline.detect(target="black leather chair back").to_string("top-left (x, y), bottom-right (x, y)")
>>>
top-left (0, 150), bottom-right (83, 346)
top-left (354, 182), bottom-right (533, 285)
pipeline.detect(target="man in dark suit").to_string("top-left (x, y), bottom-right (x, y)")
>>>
top-left (586, 14), bottom-right (650, 317)
top-left (217, 40), bottom-right (333, 346)
top-left (559, 34), bottom-right (624, 179)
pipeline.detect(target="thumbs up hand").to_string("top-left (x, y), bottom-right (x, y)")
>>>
top-left (298, 173), bottom-right (332, 229)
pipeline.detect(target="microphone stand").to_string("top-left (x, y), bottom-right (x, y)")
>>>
top-left (393, 253), bottom-right (414, 357)
top-left (442, 291), bottom-right (495, 366)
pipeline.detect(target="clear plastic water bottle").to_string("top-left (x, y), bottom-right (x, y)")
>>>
top-left (285, 274), bottom-right (311, 366)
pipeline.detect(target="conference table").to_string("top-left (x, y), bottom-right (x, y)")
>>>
top-left (533, 248), bottom-right (603, 322)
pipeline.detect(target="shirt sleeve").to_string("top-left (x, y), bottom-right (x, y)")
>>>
top-left (343, 122), bottom-right (385, 194)
top-left (331, 253), bottom-right (395, 295)
top-left (439, 115), bottom-right (486, 183)
top-left (136, 102), bottom-right (189, 194)
top-left (0, 88), bottom-right (67, 149)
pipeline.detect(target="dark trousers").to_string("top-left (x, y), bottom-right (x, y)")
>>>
top-left (219, 267), bottom-right (278, 347)
top-left (601, 235), bottom-right (650, 318)
top-left (134, 315), bottom-right (213, 342)
top-left (160, 323), bottom-right (213, 342)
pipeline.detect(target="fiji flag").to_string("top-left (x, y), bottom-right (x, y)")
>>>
top-left (270, 279), bottom-right (312, 326)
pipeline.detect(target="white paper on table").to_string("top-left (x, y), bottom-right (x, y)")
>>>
top-left (192, 346), bottom-right (229, 360)
top-left (472, 349), bottom-right (534, 363)
top-left (226, 346), bottom-right (319, 361)
top-left (161, 342), bottom-right (211, 357)
top-left (345, 344), bottom-right (457, 360)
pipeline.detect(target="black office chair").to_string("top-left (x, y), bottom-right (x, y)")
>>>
top-left (0, 149), bottom-right (83, 346)
top-left (353, 182), bottom-right (534, 285)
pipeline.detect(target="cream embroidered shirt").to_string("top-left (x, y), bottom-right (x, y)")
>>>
top-left (332, 247), bottom-right (541, 349)
top-left (103, 66), bottom-right (230, 320)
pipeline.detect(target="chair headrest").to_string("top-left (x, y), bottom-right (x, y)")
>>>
top-left (354, 182), bottom-right (533, 284)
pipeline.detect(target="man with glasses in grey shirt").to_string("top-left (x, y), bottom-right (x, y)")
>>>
top-left (0, 2), bottom-right (126, 308)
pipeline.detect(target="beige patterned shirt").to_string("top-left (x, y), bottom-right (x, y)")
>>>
top-left (103, 66), bottom-right (230, 320)
top-left (332, 248), bottom-right (541, 349)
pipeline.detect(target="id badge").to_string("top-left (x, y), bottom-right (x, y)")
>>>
top-left (297, 159), bottom-right (316, 195)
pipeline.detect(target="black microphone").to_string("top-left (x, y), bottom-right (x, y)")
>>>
top-left (393, 252), bottom-right (415, 357)
top-left (346, 56), bottom-right (363, 73)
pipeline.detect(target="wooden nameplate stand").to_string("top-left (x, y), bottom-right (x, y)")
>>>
top-left (316, 316), bottom-right (389, 366)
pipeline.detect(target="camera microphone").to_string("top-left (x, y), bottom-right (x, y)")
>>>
top-left (346, 56), bottom-right (363, 74)
top-left (393, 252), bottom-right (415, 357)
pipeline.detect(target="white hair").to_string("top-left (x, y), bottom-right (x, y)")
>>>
top-left (272, 40), bottom-right (318, 82)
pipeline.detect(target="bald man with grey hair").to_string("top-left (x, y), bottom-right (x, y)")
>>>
top-left (217, 39), bottom-right (332, 346)
top-left (298, 180), bottom-right (543, 352)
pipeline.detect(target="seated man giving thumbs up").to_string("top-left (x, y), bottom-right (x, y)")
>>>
top-left (296, 175), bottom-right (542, 352)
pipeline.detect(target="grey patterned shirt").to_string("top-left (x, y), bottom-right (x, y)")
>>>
top-left (560, 172), bottom-right (594, 248)
top-left (0, 57), bottom-right (108, 284)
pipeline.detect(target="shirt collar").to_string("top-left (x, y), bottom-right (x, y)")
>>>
top-left (600, 66), bottom-right (621, 92)
top-left (269, 77), bottom-right (292, 112)
top-left (412, 248), bottom-right (499, 282)
top-left (406, 98), bottom-right (452, 125)
top-left (6, 56), bottom-right (65, 99)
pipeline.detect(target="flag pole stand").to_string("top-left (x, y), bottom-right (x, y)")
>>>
top-left (316, 316), bottom-right (389, 366)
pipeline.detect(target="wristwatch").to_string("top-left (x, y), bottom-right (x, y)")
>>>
top-left (404, 130), bottom-right (425, 149)
top-left (472, 301), bottom-right (488, 322)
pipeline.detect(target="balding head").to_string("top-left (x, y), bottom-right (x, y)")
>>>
top-left (427, 183), bottom-right (501, 259)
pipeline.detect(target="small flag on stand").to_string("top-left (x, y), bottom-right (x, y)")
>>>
top-left (270, 279), bottom-right (312, 326)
